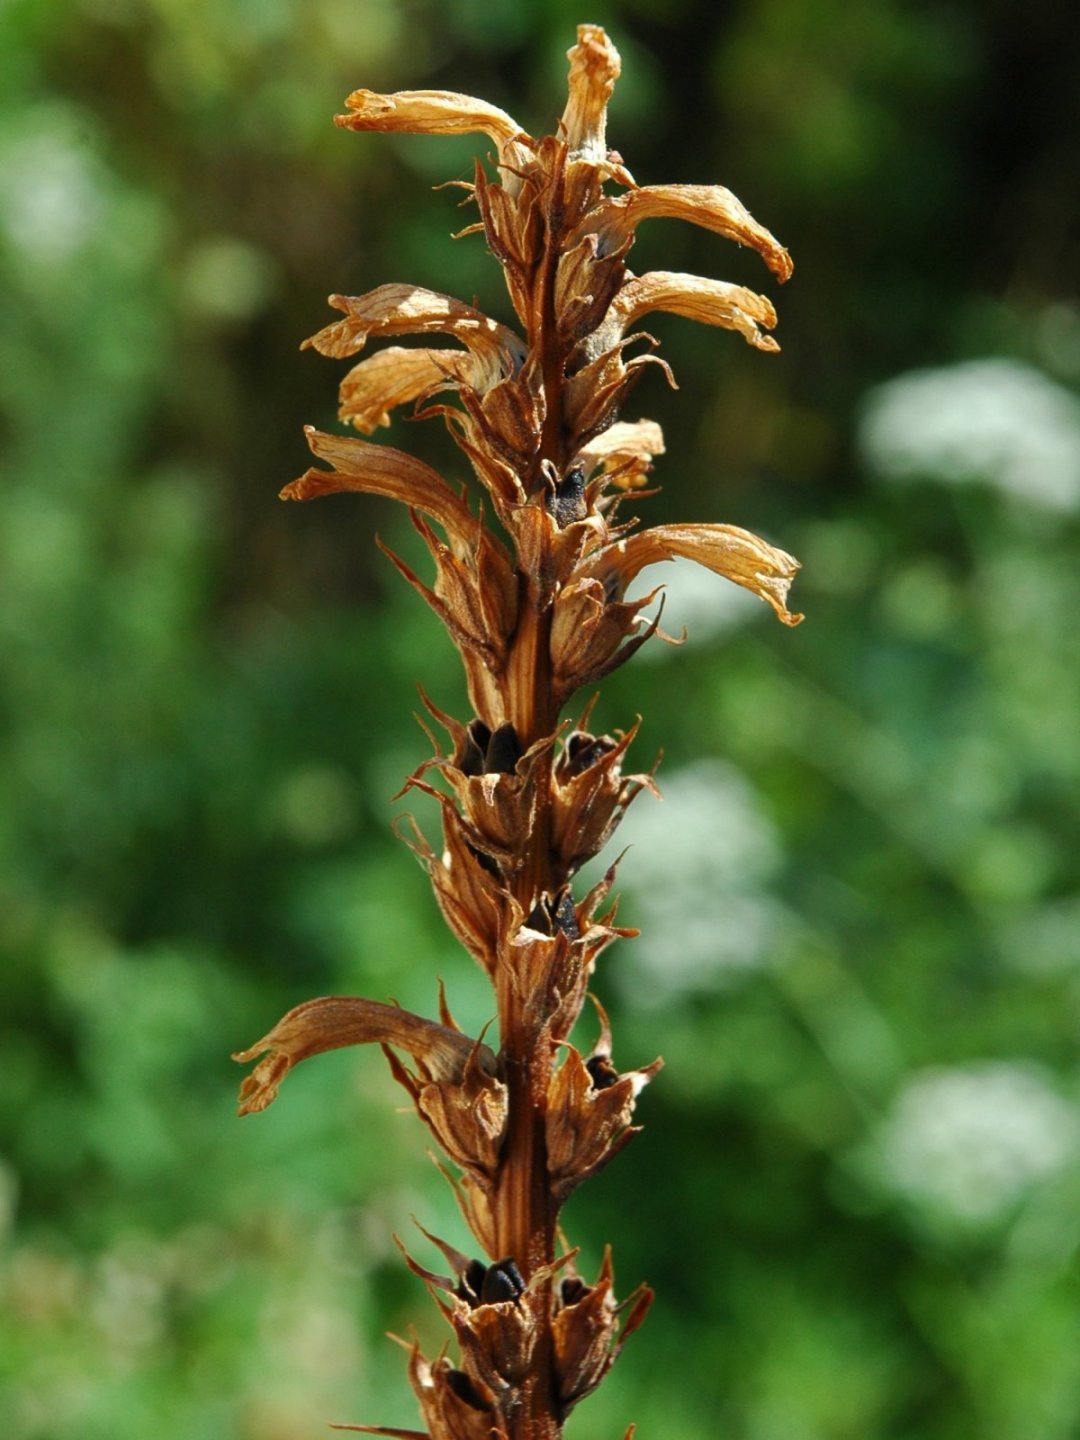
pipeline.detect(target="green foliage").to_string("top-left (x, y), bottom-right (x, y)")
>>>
top-left (2, 1), bottom-right (1078, 1437)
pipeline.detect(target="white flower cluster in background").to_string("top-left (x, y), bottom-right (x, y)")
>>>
top-left (873, 1061), bottom-right (1079, 1228)
top-left (859, 357), bottom-right (1080, 512)
top-left (613, 758), bottom-right (785, 1004)
top-left (0, 110), bottom-right (105, 266)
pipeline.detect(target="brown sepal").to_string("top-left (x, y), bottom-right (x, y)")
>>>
top-left (545, 1042), bottom-right (662, 1199)
top-left (395, 811), bottom-right (515, 976)
top-left (552, 716), bottom-right (659, 873)
top-left (383, 1033), bottom-right (507, 1180)
top-left (407, 1341), bottom-right (504, 1440)
top-left (552, 1248), bottom-right (654, 1412)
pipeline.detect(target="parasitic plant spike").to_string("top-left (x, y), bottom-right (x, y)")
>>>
top-left (235, 24), bottom-right (798, 1438)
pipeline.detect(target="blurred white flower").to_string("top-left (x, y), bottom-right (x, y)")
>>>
top-left (859, 358), bottom-right (1080, 511)
top-left (875, 1062), bottom-right (1079, 1226)
top-left (0, 119), bottom-right (105, 264)
top-left (612, 759), bottom-right (785, 1003)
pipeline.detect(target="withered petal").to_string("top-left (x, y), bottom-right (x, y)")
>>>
top-left (560, 25), bottom-right (623, 171)
top-left (232, 996), bottom-right (496, 1115)
top-left (606, 271), bottom-right (780, 353)
top-left (588, 184), bottom-right (793, 282)
top-left (303, 284), bottom-right (526, 386)
top-left (283, 427), bottom-right (476, 554)
top-left (588, 522), bottom-right (803, 626)
top-left (338, 347), bottom-right (472, 432)
top-left (335, 87), bottom-right (532, 174)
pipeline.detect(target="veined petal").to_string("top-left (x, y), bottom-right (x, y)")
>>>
top-left (585, 184), bottom-right (793, 282)
top-left (588, 522), bottom-right (803, 626)
top-left (232, 995), bottom-right (496, 1115)
top-left (335, 87), bottom-right (532, 174)
top-left (303, 284), bottom-right (526, 388)
top-left (561, 25), bottom-right (623, 169)
top-left (282, 426), bottom-right (476, 554)
top-left (338, 346), bottom-right (472, 432)
top-left (604, 271), bottom-right (780, 353)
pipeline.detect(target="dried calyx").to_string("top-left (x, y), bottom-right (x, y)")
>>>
top-left (236, 23), bottom-right (797, 1440)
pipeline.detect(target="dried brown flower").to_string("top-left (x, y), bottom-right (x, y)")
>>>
top-left (236, 24), bottom-right (797, 1439)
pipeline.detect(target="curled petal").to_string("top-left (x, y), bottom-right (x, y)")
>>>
top-left (561, 25), bottom-right (625, 173)
top-left (303, 284), bottom-right (526, 389)
top-left (587, 523), bottom-right (803, 626)
top-left (338, 346), bottom-right (472, 432)
top-left (282, 426), bottom-right (475, 553)
top-left (232, 996), bottom-right (496, 1115)
top-left (586, 184), bottom-right (793, 282)
top-left (602, 271), bottom-right (781, 354)
top-left (335, 87), bottom-right (532, 175)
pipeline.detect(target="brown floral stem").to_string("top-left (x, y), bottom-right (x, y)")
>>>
top-left (495, 569), bottom-right (561, 1434)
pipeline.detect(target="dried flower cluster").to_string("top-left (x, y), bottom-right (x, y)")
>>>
top-left (235, 25), bottom-right (798, 1440)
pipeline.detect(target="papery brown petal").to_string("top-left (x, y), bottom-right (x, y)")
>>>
top-left (587, 522), bottom-right (803, 626)
top-left (335, 87), bottom-right (532, 175)
top-left (282, 427), bottom-right (477, 555)
top-left (304, 284), bottom-right (525, 387)
top-left (338, 347), bottom-right (472, 432)
top-left (560, 25), bottom-right (628, 176)
top-left (232, 996), bottom-right (495, 1115)
top-left (602, 271), bottom-right (781, 354)
top-left (586, 184), bottom-right (793, 282)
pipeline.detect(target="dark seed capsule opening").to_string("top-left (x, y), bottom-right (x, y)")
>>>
top-left (546, 465), bottom-right (588, 528)
top-left (458, 720), bottom-right (492, 776)
top-left (484, 722), bottom-right (523, 775)
top-left (480, 1257), bottom-right (526, 1304)
top-left (456, 1257), bottom-right (489, 1305)
top-left (524, 889), bottom-right (580, 940)
top-left (559, 1276), bottom-right (591, 1306)
top-left (446, 1369), bottom-right (491, 1411)
top-left (585, 1053), bottom-right (620, 1090)
top-left (562, 730), bottom-right (618, 778)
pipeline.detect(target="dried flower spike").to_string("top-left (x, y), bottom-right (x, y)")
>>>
top-left (236, 24), bottom-right (798, 1439)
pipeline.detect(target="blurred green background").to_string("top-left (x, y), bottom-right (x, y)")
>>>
top-left (2, 0), bottom-right (1079, 1437)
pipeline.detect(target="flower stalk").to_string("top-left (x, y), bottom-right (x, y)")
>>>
top-left (235, 24), bottom-right (798, 1439)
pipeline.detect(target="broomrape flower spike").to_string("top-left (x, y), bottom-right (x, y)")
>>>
top-left (236, 24), bottom-right (799, 1439)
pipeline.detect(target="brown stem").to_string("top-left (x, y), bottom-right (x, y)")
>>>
top-left (487, 178), bottom-right (573, 1431)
